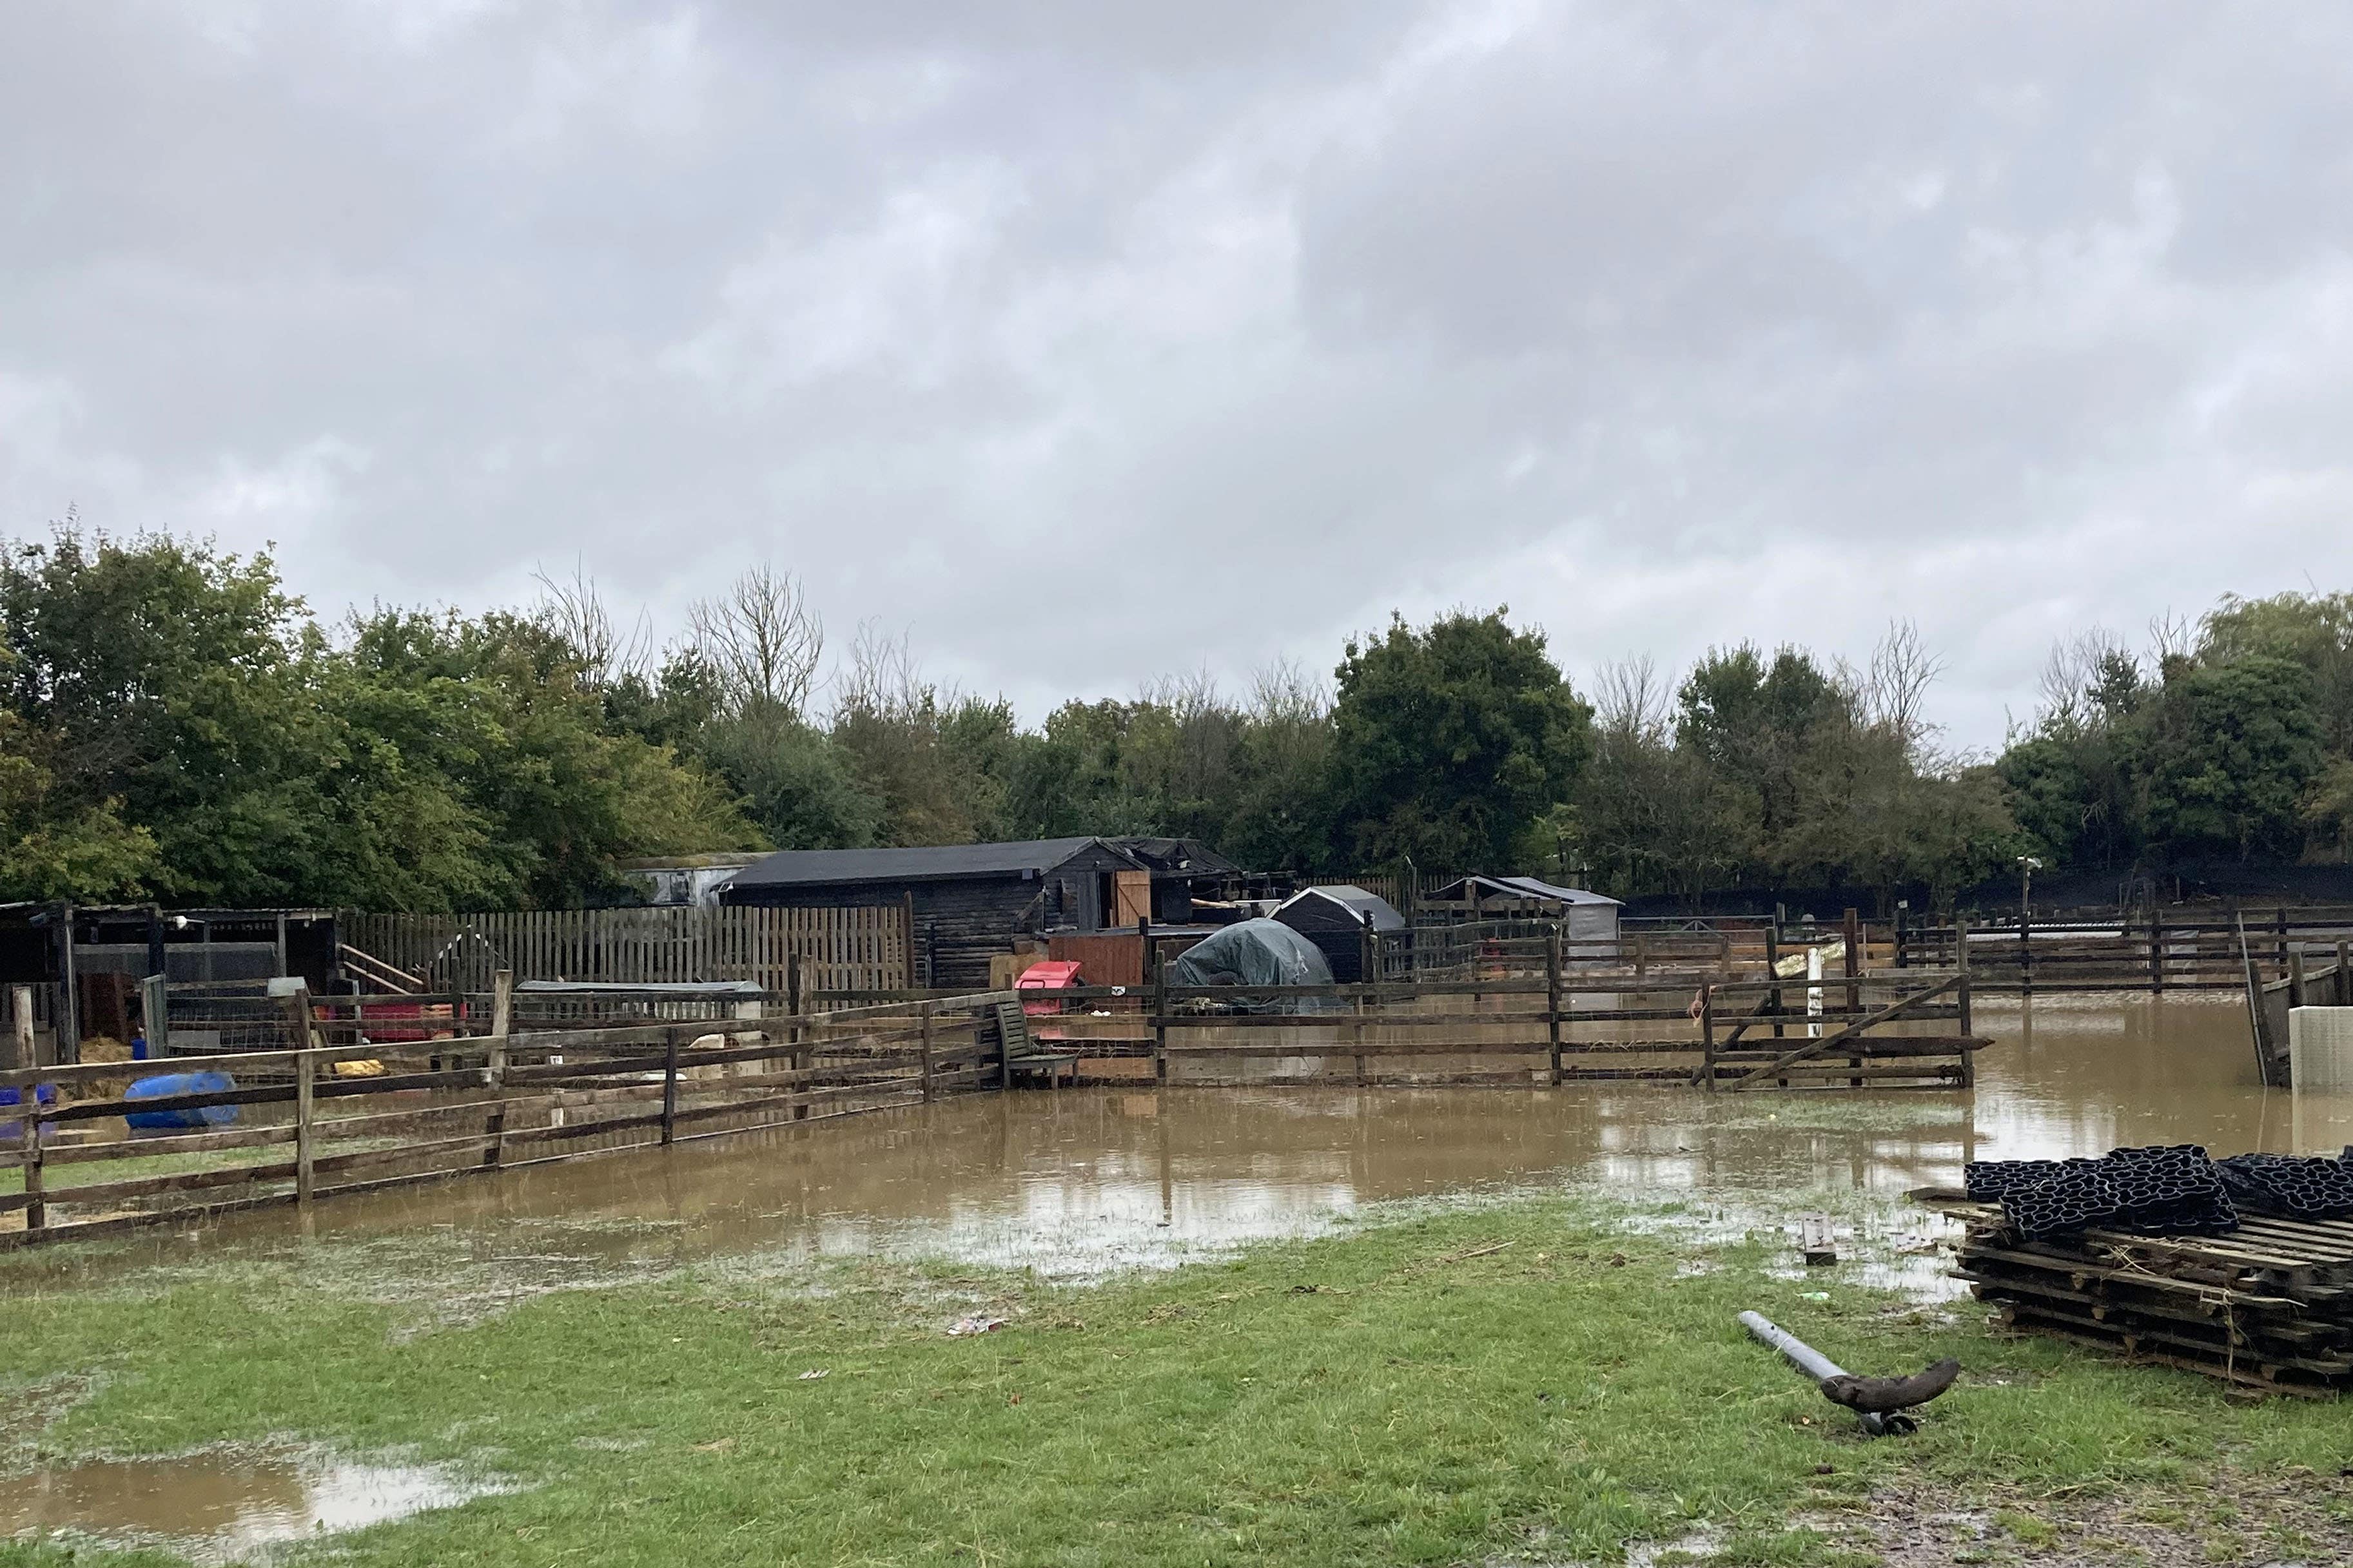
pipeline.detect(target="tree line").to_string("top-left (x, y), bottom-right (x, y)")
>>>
top-left (2, 521), bottom-right (2347, 911)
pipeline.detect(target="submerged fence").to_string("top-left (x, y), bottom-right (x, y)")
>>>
top-left (1893, 909), bottom-right (2353, 994)
top-left (929, 931), bottom-right (1984, 1090)
top-left (1, 989), bottom-right (1008, 1250)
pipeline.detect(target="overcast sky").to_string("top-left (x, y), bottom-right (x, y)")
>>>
top-left (5, 2), bottom-right (2350, 755)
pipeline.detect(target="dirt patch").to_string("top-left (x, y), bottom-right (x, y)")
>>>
top-left (1812, 1475), bottom-right (2353, 1566)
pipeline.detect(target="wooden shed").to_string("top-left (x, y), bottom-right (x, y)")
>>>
top-left (1104, 837), bottom-right (1244, 923)
top-left (719, 838), bottom-right (1151, 989)
top-left (1426, 876), bottom-right (1621, 943)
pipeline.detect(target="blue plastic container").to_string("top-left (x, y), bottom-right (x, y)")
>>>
top-left (0, 1082), bottom-right (57, 1140)
top-left (124, 1071), bottom-right (240, 1130)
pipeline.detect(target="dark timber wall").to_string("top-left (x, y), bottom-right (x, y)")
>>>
top-left (725, 842), bottom-right (1143, 989)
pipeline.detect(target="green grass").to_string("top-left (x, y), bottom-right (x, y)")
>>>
top-left (4, 1197), bottom-right (2350, 1567)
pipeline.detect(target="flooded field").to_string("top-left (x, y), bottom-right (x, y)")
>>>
top-left (8, 993), bottom-right (2344, 1284)
top-left (8, 995), bottom-right (2353, 1562)
top-left (0, 1451), bottom-right (502, 1563)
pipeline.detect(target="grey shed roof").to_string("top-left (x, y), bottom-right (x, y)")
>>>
top-left (1274, 884), bottom-right (1408, 932)
top-left (725, 837), bottom-right (1138, 890)
top-left (1432, 875), bottom-right (1621, 907)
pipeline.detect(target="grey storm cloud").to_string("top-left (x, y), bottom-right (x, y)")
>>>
top-left (3, 1), bottom-right (2350, 753)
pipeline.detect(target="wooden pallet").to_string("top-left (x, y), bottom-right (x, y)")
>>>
top-left (1915, 1186), bottom-right (2353, 1393)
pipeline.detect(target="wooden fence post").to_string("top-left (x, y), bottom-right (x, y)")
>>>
top-left (5, 985), bottom-right (29, 1072)
top-left (1765, 924), bottom-right (1783, 1040)
top-left (2150, 910), bottom-right (2164, 994)
top-left (920, 1001), bottom-right (935, 1103)
top-left (1955, 916), bottom-right (1974, 1087)
top-left (2290, 948), bottom-right (2307, 1011)
top-left (1842, 909), bottom-right (1862, 1087)
top-left (660, 1027), bottom-right (681, 1146)
top-left (792, 955), bottom-right (811, 1122)
top-left (1151, 953), bottom-right (1168, 1087)
top-left (491, 968), bottom-right (514, 1041)
top-left (2339, 940), bottom-right (2352, 1007)
top-left (2276, 907), bottom-right (2289, 978)
top-left (2018, 904), bottom-right (2033, 1000)
top-left (139, 973), bottom-right (169, 1060)
top-left (1698, 982), bottom-right (1715, 1090)
top-left (16, 1088), bottom-right (43, 1232)
top-left (294, 1046), bottom-right (315, 1210)
top-left (1545, 929), bottom-right (1563, 1087)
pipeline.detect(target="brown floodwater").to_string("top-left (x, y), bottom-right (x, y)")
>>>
top-left (11, 992), bottom-right (2343, 1284)
top-left (8, 995), bottom-right (2350, 1558)
top-left (0, 1451), bottom-right (501, 1562)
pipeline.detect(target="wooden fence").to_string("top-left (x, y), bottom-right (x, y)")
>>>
top-left (883, 934), bottom-right (1986, 1091)
top-left (1895, 910), bottom-right (2353, 994)
top-left (1, 989), bottom-right (1008, 1250)
top-left (340, 906), bottom-right (910, 996)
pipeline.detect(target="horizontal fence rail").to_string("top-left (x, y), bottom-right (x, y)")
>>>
top-left (1, 991), bottom-right (1013, 1249)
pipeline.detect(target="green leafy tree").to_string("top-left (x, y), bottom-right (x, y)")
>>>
top-left (2140, 653), bottom-right (2326, 860)
top-left (1329, 609), bottom-right (1592, 869)
top-left (1675, 643), bottom-right (1840, 853)
top-left (2200, 591), bottom-right (2353, 751)
top-left (0, 699), bottom-right (159, 900)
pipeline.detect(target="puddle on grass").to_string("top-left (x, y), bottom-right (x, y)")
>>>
top-left (0, 1449), bottom-right (502, 1563)
top-left (6, 995), bottom-right (2348, 1295)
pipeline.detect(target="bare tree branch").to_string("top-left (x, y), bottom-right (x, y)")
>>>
top-left (688, 563), bottom-right (825, 717)
top-left (531, 561), bottom-right (650, 686)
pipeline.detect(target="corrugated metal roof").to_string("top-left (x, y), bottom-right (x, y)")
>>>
top-left (1434, 875), bottom-right (1621, 906)
top-left (725, 837), bottom-right (1140, 889)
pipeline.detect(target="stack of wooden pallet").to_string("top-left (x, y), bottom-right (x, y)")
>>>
top-left (1916, 1186), bottom-right (2353, 1394)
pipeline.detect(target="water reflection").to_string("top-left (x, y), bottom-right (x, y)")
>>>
top-left (8, 996), bottom-right (2348, 1282)
top-left (0, 1452), bottom-right (499, 1563)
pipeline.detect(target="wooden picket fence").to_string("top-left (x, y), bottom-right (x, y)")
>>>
top-left (339, 906), bottom-right (910, 996)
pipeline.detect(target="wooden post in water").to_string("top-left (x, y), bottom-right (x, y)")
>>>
top-left (1698, 982), bottom-right (1715, 1090)
top-left (1151, 951), bottom-right (1169, 1087)
top-left (1842, 909), bottom-right (1862, 1088)
top-left (1354, 913), bottom-right (1374, 1087)
top-left (2018, 903), bottom-right (2033, 1000)
top-left (919, 1000), bottom-right (935, 1103)
top-left (1956, 916), bottom-right (1975, 1089)
top-left (1545, 929), bottom-right (1563, 1087)
top-left (2149, 909), bottom-right (2164, 994)
top-left (485, 967), bottom-right (511, 1170)
top-left (791, 955), bottom-right (810, 1121)
top-left (293, 1045), bottom-right (315, 1210)
top-left (658, 1025), bottom-right (680, 1145)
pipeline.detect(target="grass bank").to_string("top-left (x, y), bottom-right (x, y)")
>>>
top-left (5, 1196), bottom-right (2351, 1566)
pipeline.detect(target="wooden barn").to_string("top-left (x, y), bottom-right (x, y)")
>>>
top-left (719, 838), bottom-right (1153, 989)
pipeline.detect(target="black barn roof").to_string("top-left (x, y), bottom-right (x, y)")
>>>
top-left (724, 837), bottom-right (1142, 891)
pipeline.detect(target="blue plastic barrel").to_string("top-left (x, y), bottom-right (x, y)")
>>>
top-left (124, 1071), bottom-right (240, 1130)
top-left (0, 1082), bottom-right (57, 1140)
